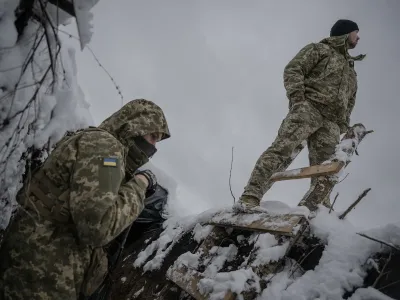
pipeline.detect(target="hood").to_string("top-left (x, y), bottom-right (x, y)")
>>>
top-left (320, 34), bottom-right (366, 61)
top-left (98, 99), bottom-right (171, 149)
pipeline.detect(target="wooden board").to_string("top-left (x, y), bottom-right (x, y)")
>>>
top-left (206, 212), bottom-right (305, 236)
top-left (270, 161), bottom-right (344, 182)
top-left (167, 264), bottom-right (235, 300)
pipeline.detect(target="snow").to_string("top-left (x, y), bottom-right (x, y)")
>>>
top-left (260, 207), bottom-right (389, 300)
top-left (133, 199), bottom-right (305, 273)
top-left (251, 233), bottom-right (289, 267)
top-left (199, 268), bottom-right (261, 300)
top-left (260, 200), bottom-right (310, 217)
top-left (72, 0), bottom-right (100, 49)
top-left (139, 202), bottom-right (398, 299)
top-left (0, 1), bottom-right (97, 229)
top-left (133, 206), bottom-right (227, 272)
top-left (193, 223), bottom-right (214, 243)
top-left (203, 244), bottom-right (238, 277)
top-left (348, 287), bottom-right (395, 300)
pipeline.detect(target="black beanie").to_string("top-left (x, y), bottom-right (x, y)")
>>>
top-left (330, 19), bottom-right (359, 37)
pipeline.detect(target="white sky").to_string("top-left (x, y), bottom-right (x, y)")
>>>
top-left (66, 0), bottom-right (400, 230)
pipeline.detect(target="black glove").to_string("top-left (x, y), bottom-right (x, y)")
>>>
top-left (135, 169), bottom-right (157, 194)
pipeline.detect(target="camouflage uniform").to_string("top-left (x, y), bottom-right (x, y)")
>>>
top-left (240, 34), bottom-right (365, 206)
top-left (0, 99), bottom-right (170, 299)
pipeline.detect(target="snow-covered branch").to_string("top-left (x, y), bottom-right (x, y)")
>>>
top-left (0, 0), bottom-right (98, 229)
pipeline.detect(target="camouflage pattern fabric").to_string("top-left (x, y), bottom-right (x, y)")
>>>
top-left (284, 34), bottom-right (365, 133)
top-left (240, 34), bottom-right (365, 206)
top-left (0, 99), bottom-right (170, 299)
top-left (241, 101), bottom-right (339, 204)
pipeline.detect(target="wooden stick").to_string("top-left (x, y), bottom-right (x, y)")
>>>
top-left (270, 161), bottom-right (344, 182)
top-left (329, 192), bottom-right (339, 214)
top-left (339, 188), bottom-right (371, 220)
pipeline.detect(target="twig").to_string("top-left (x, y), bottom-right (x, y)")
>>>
top-left (339, 188), bottom-right (371, 220)
top-left (378, 278), bottom-right (400, 291)
top-left (229, 146), bottom-right (236, 203)
top-left (338, 173), bottom-right (349, 184)
top-left (373, 251), bottom-right (392, 288)
top-left (289, 243), bottom-right (319, 278)
top-left (356, 233), bottom-right (400, 252)
top-left (329, 192), bottom-right (339, 213)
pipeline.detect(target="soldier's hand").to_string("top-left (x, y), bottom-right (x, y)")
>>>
top-left (135, 169), bottom-right (157, 192)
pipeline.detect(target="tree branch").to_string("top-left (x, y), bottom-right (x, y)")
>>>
top-left (339, 188), bottom-right (371, 220)
top-left (357, 233), bottom-right (400, 252)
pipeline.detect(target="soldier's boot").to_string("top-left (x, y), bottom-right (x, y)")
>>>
top-left (233, 195), bottom-right (269, 213)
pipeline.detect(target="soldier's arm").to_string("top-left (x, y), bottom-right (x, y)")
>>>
top-left (69, 131), bottom-right (147, 247)
top-left (283, 43), bottom-right (320, 104)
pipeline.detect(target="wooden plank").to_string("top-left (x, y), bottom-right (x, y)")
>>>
top-left (270, 161), bottom-right (344, 182)
top-left (206, 212), bottom-right (304, 236)
top-left (167, 264), bottom-right (235, 300)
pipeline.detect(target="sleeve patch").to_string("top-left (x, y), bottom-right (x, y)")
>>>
top-left (103, 157), bottom-right (118, 167)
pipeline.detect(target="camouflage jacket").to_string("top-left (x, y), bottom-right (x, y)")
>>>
top-left (0, 99), bottom-right (170, 299)
top-left (283, 34), bottom-right (365, 131)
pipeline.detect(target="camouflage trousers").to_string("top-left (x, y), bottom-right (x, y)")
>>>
top-left (241, 101), bottom-right (340, 204)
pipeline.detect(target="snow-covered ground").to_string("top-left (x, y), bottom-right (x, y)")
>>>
top-left (134, 203), bottom-right (397, 300)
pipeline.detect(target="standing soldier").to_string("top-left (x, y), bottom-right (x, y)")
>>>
top-left (0, 99), bottom-right (170, 299)
top-left (238, 19), bottom-right (365, 209)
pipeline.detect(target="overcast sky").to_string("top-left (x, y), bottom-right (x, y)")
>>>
top-left (66, 0), bottom-right (400, 230)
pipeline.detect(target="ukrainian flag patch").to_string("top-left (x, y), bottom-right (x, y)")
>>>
top-left (103, 157), bottom-right (117, 167)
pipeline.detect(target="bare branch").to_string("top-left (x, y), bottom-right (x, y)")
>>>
top-left (338, 173), bottom-right (349, 184)
top-left (339, 188), bottom-right (371, 220)
top-left (329, 192), bottom-right (339, 214)
top-left (357, 233), bottom-right (400, 252)
top-left (373, 251), bottom-right (392, 288)
top-left (229, 146), bottom-right (236, 204)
